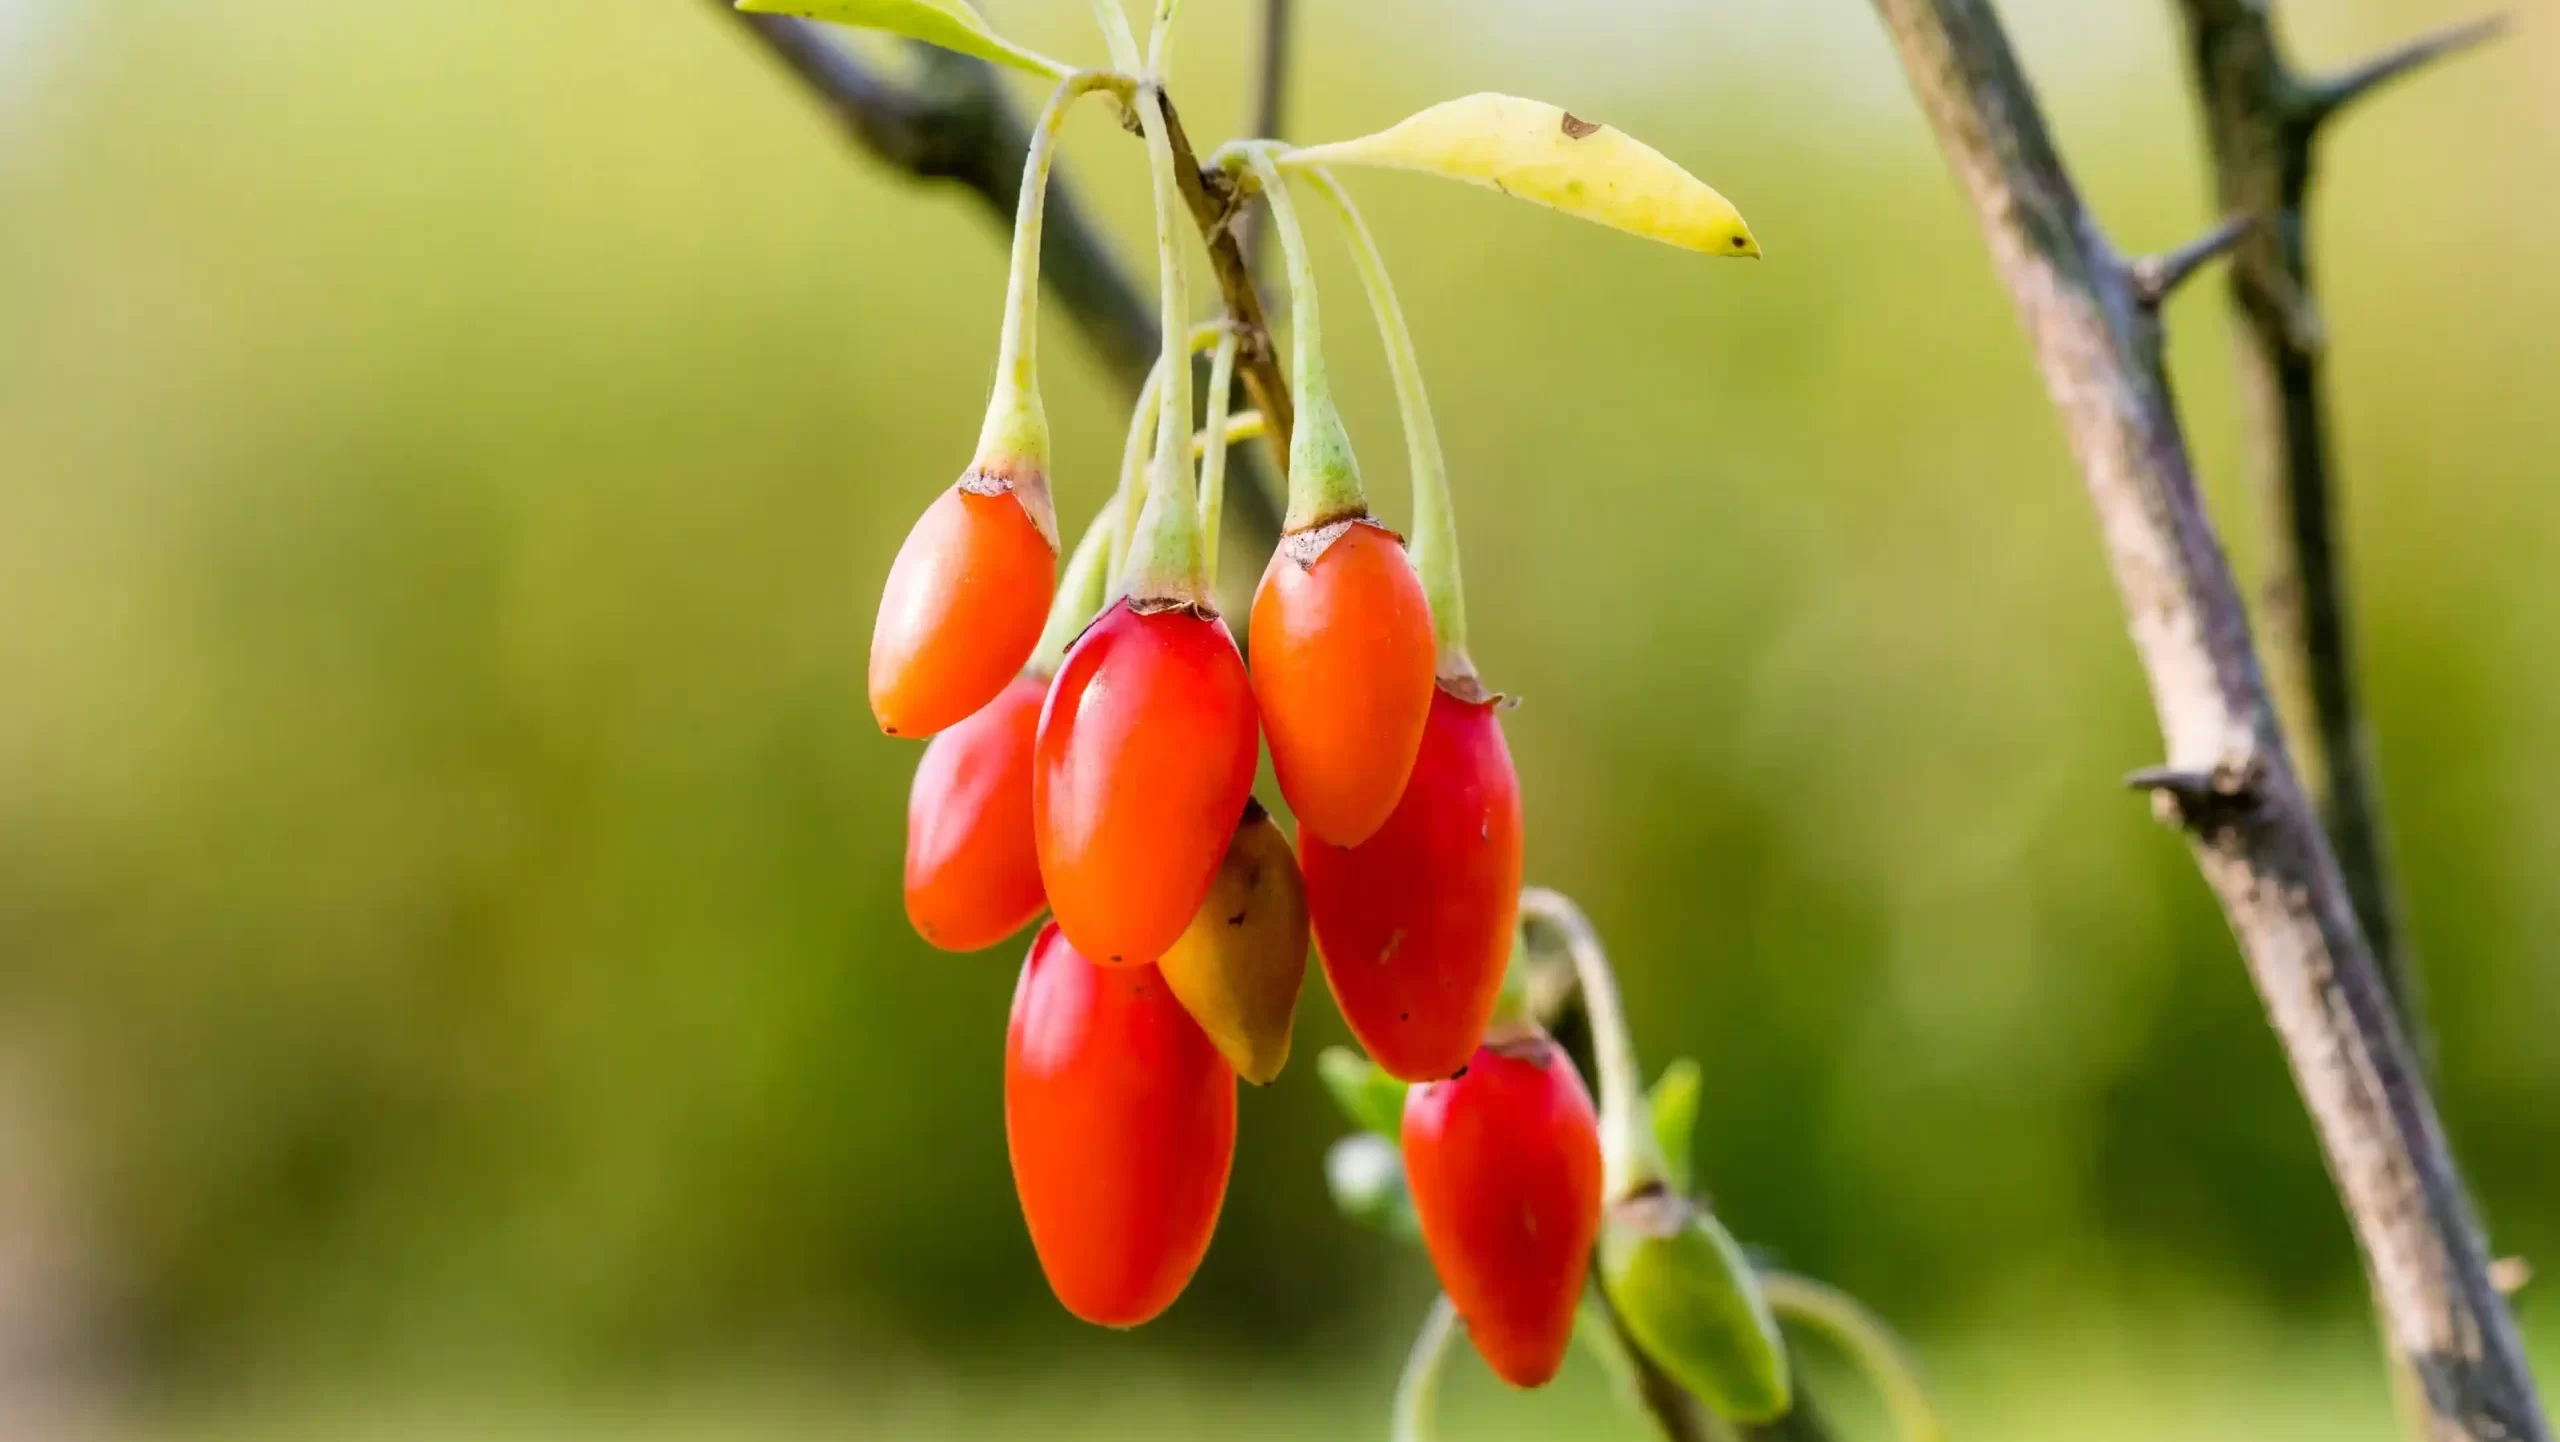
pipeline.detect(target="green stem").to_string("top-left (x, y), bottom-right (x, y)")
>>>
top-left (1108, 323), bottom-right (1228, 583)
top-left (1032, 498), bottom-right (1123, 676)
top-left (1760, 1273), bottom-right (1944, 1442)
top-left (1193, 410), bottom-right (1265, 457)
top-left (1109, 358), bottom-right (1167, 583)
top-left (1520, 886), bottom-right (1665, 1200)
top-left (1303, 166), bottom-right (1473, 683)
top-left (1145, 0), bottom-right (1181, 78)
top-left (1232, 146), bottom-right (1366, 533)
top-left (977, 73), bottom-right (1128, 547)
top-left (1117, 83), bottom-right (1209, 607)
top-left (1391, 1294), bottom-right (1463, 1442)
top-left (1197, 329), bottom-right (1242, 575)
top-left (1086, 0), bottom-right (1141, 72)
top-left (1485, 922), bottom-right (1534, 1034)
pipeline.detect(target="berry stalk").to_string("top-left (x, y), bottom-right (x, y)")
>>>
top-left (1117, 81), bottom-right (1211, 608)
top-left (1391, 1294), bottom-right (1462, 1442)
top-left (1031, 497), bottom-right (1123, 678)
top-left (1085, 0), bottom-right (1141, 73)
top-left (1197, 328), bottom-right (1243, 568)
top-left (1302, 166), bottom-right (1475, 686)
top-left (1145, 0), bottom-right (1183, 79)
top-left (1519, 887), bottom-right (1664, 1199)
top-left (977, 71), bottom-right (1130, 548)
top-left (1108, 322), bottom-right (1228, 584)
top-left (1234, 144), bottom-right (1366, 534)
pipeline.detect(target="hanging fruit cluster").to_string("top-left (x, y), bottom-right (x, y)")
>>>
top-left (746, 0), bottom-right (1923, 1434)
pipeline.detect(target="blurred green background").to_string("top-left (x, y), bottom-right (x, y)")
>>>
top-left (2, 0), bottom-right (2554, 1437)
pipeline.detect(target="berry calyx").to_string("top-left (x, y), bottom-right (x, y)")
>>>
top-left (1402, 1031), bottom-right (1604, 1389)
top-left (1006, 923), bottom-right (1236, 1327)
top-left (1302, 683), bottom-right (1523, 1081)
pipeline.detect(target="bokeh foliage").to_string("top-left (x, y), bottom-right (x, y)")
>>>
top-left (1, 0), bottom-right (2554, 1409)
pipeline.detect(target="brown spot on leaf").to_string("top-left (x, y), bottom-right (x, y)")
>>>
top-left (1560, 113), bottom-right (1602, 140)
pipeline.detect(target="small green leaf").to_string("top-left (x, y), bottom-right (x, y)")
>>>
top-left (1282, 94), bottom-right (1759, 257)
top-left (1325, 1134), bottom-right (1419, 1240)
top-left (734, 0), bottom-right (1071, 78)
top-left (1318, 1046), bottom-right (1409, 1138)
top-left (1649, 1057), bottom-right (1703, 1195)
top-left (1601, 1193), bottom-right (1791, 1423)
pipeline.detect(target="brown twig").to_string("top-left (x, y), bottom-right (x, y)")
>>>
top-left (1155, 91), bottom-right (1296, 462)
top-left (2169, 2), bottom-right (2504, 1056)
top-left (708, 5), bottom-right (1289, 546)
top-left (1864, 3), bottom-right (2544, 1438)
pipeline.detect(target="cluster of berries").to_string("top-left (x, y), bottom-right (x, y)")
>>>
top-left (870, 83), bottom-right (1546, 1345)
top-left (805, 2), bottom-right (1775, 1397)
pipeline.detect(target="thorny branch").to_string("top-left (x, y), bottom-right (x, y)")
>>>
top-left (711, 4), bottom-right (1290, 554)
top-left (1865, 2), bottom-right (2544, 1439)
top-left (2169, 1), bottom-right (2505, 1054)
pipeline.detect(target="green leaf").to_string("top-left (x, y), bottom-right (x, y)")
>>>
top-left (1649, 1057), bottom-right (1703, 1195)
top-left (1282, 94), bottom-right (1759, 257)
top-left (733, 0), bottom-right (1071, 78)
top-left (1318, 1046), bottom-right (1409, 1138)
top-left (1325, 1134), bottom-right (1419, 1240)
top-left (1600, 1194), bottom-right (1791, 1423)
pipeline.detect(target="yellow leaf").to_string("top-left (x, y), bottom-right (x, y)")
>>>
top-left (1282, 94), bottom-right (1759, 257)
top-left (733, 0), bottom-right (1070, 79)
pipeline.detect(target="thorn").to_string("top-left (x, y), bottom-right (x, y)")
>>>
top-left (2127, 755), bottom-right (2266, 829)
top-left (2303, 14), bottom-right (2509, 127)
top-left (2125, 766), bottom-right (2223, 799)
top-left (2131, 215), bottom-right (2257, 308)
top-left (2491, 1255), bottom-right (2532, 1298)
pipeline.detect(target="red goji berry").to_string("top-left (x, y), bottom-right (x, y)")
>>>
top-left (870, 484), bottom-right (1053, 739)
top-left (1303, 684), bottom-right (1522, 1080)
top-left (1005, 923), bottom-right (1236, 1327)
top-left (1249, 519), bottom-right (1436, 848)
top-left (1034, 598), bottom-right (1259, 966)
top-left (903, 670), bottom-right (1047, 952)
top-left (1402, 1033), bottom-right (1603, 1389)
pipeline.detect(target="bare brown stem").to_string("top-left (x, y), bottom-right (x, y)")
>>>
top-left (1866, 2), bottom-right (2544, 1438)
top-left (1153, 90), bottom-right (1296, 463)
